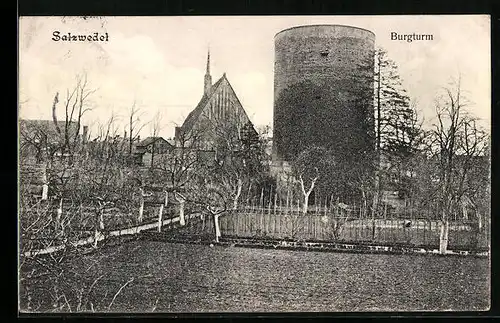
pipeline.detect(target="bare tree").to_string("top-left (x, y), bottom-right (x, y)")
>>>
top-left (19, 121), bottom-right (51, 164)
top-left (19, 75), bottom-right (148, 313)
top-left (198, 110), bottom-right (268, 211)
top-left (127, 100), bottom-right (147, 158)
top-left (428, 75), bottom-right (490, 254)
top-left (186, 170), bottom-right (230, 242)
top-left (147, 127), bottom-right (206, 227)
top-left (51, 73), bottom-right (96, 161)
top-left (148, 111), bottom-right (163, 168)
top-left (291, 146), bottom-right (336, 214)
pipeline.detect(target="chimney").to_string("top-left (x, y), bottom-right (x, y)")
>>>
top-left (82, 125), bottom-right (88, 143)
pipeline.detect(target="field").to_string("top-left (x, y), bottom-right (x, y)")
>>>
top-left (20, 240), bottom-right (490, 312)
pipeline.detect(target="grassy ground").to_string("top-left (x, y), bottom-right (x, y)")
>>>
top-left (19, 240), bottom-right (490, 313)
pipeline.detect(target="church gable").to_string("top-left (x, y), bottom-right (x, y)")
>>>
top-left (200, 75), bottom-right (251, 126)
top-left (175, 52), bottom-right (256, 149)
top-left (182, 74), bottom-right (253, 139)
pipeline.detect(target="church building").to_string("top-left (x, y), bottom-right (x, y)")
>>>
top-left (174, 51), bottom-right (256, 149)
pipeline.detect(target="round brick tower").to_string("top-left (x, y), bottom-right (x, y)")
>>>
top-left (273, 25), bottom-right (376, 167)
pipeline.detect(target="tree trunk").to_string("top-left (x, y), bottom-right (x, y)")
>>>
top-left (233, 179), bottom-right (242, 210)
top-left (99, 209), bottom-right (105, 230)
top-left (303, 192), bottom-right (310, 214)
top-left (462, 203), bottom-right (468, 221)
top-left (42, 184), bottom-right (48, 200)
top-left (179, 201), bottom-right (185, 226)
top-left (213, 213), bottom-right (221, 242)
top-left (138, 197), bottom-right (144, 223)
top-left (56, 198), bottom-right (63, 232)
top-left (439, 219), bottom-right (449, 254)
top-left (158, 204), bottom-right (163, 232)
top-left (150, 143), bottom-right (155, 168)
top-left (93, 229), bottom-right (99, 248)
top-left (299, 175), bottom-right (316, 215)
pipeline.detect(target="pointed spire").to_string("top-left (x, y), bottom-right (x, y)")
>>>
top-left (206, 47), bottom-right (211, 75)
top-left (204, 47), bottom-right (212, 96)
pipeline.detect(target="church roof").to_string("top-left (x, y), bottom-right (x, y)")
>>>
top-left (179, 75), bottom-right (226, 134)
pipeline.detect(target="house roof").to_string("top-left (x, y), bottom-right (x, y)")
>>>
top-left (19, 119), bottom-right (80, 142)
top-left (136, 136), bottom-right (172, 147)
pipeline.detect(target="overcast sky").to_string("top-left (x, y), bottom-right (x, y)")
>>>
top-left (19, 15), bottom-right (490, 139)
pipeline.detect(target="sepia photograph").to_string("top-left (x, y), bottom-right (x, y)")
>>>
top-left (18, 15), bottom-right (491, 313)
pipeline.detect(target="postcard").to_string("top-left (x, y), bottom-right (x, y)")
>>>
top-left (18, 15), bottom-right (491, 313)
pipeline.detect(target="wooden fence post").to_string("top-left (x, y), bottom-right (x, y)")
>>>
top-left (307, 207), bottom-right (312, 239)
top-left (273, 195), bottom-right (277, 236)
top-left (423, 205), bottom-right (428, 245)
top-left (269, 187), bottom-right (272, 213)
top-left (353, 201), bottom-right (358, 240)
top-left (260, 201), bottom-right (264, 233)
top-left (313, 201), bottom-right (317, 240)
top-left (409, 199), bottom-right (414, 243)
top-left (236, 211), bottom-right (240, 236)
top-left (296, 199), bottom-right (300, 238)
top-left (286, 189), bottom-right (290, 214)
top-left (274, 193), bottom-right (277, 215)
top-left (288, 198), bottom-right (293, 237)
